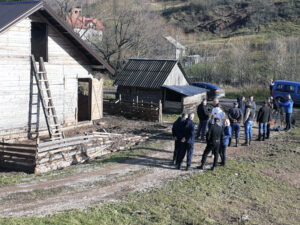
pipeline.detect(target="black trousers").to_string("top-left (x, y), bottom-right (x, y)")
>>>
top-left (286, 113), bottom-right (292, 130)
top-left (219, 145), bottom-right (227, 165)
top-left (201, 142), bottom-right (220, 168)
top-left (173, 139), bottom-right (182, 163)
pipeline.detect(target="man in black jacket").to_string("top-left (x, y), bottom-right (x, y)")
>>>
top-left (228, 102), bottom-right (243, 147)
top-left (197, 117), bottom-right (224, 171)
top-left (172, 113), bottom-right (188, 165)
top-left (256, 101), bottom-right (272, 141)
top-left (196, 99), bottom-right (210, 142)
top-left (177, 113), bottom-right (195, 171)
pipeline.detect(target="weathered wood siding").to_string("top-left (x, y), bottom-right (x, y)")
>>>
top-left (163, 64), bottom-right (189, 86)
top-left (117, 86), bottom-right (162, 103)
top-left (0, 14), bottom-right (97, 137)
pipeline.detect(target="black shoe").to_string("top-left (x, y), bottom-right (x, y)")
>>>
top-left (256, 135), bottom-right (261, 141)
top-left (242, 139), bottom-right (248, 146)
top-left (197, 165), bottom-right (204, 170)
top-left (262, 134), bottom-right (265, 141)
top-left (249, 138), bottom-right (251, 145)
top-left (186, 166), bottom-right (190, 171)
top-left (235, 139), bottom-right (239, 147)
top-left (210, 167), bottom-right (215, 171)
top-left (177, 164), bottom-right (181, 170)
top-left (220, 163), bottom-right (225, 167)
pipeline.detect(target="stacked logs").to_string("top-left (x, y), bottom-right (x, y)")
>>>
top-left (34, 132), bottom-right (148, 173)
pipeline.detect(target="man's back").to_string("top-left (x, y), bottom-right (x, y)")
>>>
top-left (207, 124), bottom-right (223, 144)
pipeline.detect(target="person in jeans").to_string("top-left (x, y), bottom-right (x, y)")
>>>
top-left (196, 99), bottom-right (210, 142)
top-left (220, 119), bottom-right (231, 166)
top-left (256, 101), bottom-right (272, 141)
top-left (279, 94), bottom-right (294, 131)
top-left (228, 102), bottom-right (243, 147)
top-left (243, 102), bottom-right (255, 146)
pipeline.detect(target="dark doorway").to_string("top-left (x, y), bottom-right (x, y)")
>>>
top-left (31, 22), bottom-right (48, 61)
top-left (78, 79), bottom-right (91, 121)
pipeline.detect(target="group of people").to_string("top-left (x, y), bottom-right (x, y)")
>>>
top-left (172, 94), bottom-right (294, 171)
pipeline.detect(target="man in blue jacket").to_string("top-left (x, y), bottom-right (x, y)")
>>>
top-left (172, 113), bottom-right (188, 165)
top-left (177, 113), bottom-right (195, 171)
top-left (279, 94), bottom-right (294, 131)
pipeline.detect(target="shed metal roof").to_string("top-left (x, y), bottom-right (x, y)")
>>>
top-left (0, 0), bottom-right (115, 75)
top-left (114, 58), bottom-right (190, 89)
top-left (162, 85), bottom-right (207, 96)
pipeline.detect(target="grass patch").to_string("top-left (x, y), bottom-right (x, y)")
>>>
top-left (224, 86), bottom-right (269, 102)
top-left (1, 159), bottom-right (299, 224)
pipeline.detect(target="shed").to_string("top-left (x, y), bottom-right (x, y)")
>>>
top-left (114, 58), bottom-right (206, 113)
top-left (0, 1), bottom-right (114, 139)
top-left (162, 85), bottom-right (207, 113)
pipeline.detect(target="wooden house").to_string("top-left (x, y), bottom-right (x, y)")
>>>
top-left (114, 58), bottom-right (206, 113)
top-left (0, 1), bottom-right (115, 139)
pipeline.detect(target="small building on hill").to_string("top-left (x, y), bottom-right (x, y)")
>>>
top-left (0, 0), bottom-right (114, 139)
top-left (114, 58), bottom-right (206, 113)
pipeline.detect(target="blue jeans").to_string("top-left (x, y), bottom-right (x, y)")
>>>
top-left (244, 121), bottom-right (253, 139)
top-left (196, 120), bottom-right (208, 139)
top-left (231, 123), bottom-right (240, 139)
top-left (259, 122), bottom-right (267, 136)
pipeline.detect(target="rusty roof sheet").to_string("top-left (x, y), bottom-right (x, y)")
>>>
top-left (114, 58), bottom-right (189, 89)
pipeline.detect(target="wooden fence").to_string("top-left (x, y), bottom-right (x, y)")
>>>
top-left (103, 97), bottom-right (162, 122)
top-left (0, 142), bottom-right (37, 172)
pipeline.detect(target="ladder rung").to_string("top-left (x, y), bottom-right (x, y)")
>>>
top-left (37, 71), bottom-right (46, 74)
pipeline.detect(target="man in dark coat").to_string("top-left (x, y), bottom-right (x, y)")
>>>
top-left (196, 99), bottom-right (210, 142)
top-left (228, 102), bottom-right (243, 147)
top-left (197, 117), bottom-right (224, 171)
top-left (237, 96), bottom-right (246, 117)
top-left (256, 101), bottom-right (272, 141)
top-left (177, 113), bottom-right (195, 171)
top-left (172, 113), bottom-right (188, 164)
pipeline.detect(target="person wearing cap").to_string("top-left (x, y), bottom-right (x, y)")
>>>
top-left (257, 101), bottom-right (272, 141)
top-left (228, 102), bottom-right (243, 147)
top-left (196, 99), bottom-right (210, 142)
top-left (177, 113), bottom-right (195, 171)
top-left (279, 94), bottom-right (294, 131)
top-left (172, 113), bottom-right (188, 165)
top-left (197, 117), bottom-right (224, 171)
top-left (211, 99), bottom-right (225, 127)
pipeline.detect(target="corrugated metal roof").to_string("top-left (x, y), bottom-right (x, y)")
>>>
top-left (162, 85), bottom-right (207, 96)
top-left (114, 58), bottom-right (189, 89)
top-left (0, 1), bottom-right (115, 75)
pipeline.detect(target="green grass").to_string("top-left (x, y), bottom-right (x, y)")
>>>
top-left (1, 159), bottom-right (299, 225)
top-left (225, 87), bottom-right (270, 102)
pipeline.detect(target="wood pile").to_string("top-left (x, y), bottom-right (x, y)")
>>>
top-left (0, 133), bottom-right (148, 174)
top-left (104, 99), bottom-right (162, 122)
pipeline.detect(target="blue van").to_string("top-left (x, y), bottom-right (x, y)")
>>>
top-left (272, 80), bottom-right (300, 106)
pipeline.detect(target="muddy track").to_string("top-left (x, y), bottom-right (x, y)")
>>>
top-left (0, 124), bottom-right (291, 217)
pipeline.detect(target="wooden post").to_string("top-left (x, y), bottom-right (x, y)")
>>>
top-left (159, 100), bottom-right (163, 123)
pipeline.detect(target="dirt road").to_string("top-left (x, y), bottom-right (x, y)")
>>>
top-left (0, 116), bottom-right (297, 217)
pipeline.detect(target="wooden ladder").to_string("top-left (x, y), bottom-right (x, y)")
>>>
top-left (30, 55), bottom-right (64, 140)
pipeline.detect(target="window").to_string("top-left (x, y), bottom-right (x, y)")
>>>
top-left (285, 85), bottom-right (295, 93)
top-left (31, 22), bottom-right (48, 62)
top-left (276, 84), bottom-right (284, 91)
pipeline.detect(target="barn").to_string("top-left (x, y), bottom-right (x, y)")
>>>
top-left (0, 0), bottom-right (114, 139)
top-left (114, 58), bottom-right (206, 113)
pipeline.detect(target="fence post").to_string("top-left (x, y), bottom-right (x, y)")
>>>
top-left (159, 100), bottom-right (163, 123)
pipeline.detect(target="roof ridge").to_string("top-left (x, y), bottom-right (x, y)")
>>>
top-left (0, 0), bottom-right (41, 5)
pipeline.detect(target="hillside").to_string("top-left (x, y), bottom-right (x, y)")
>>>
top-left (160, 0), bottom-right (300, 37)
